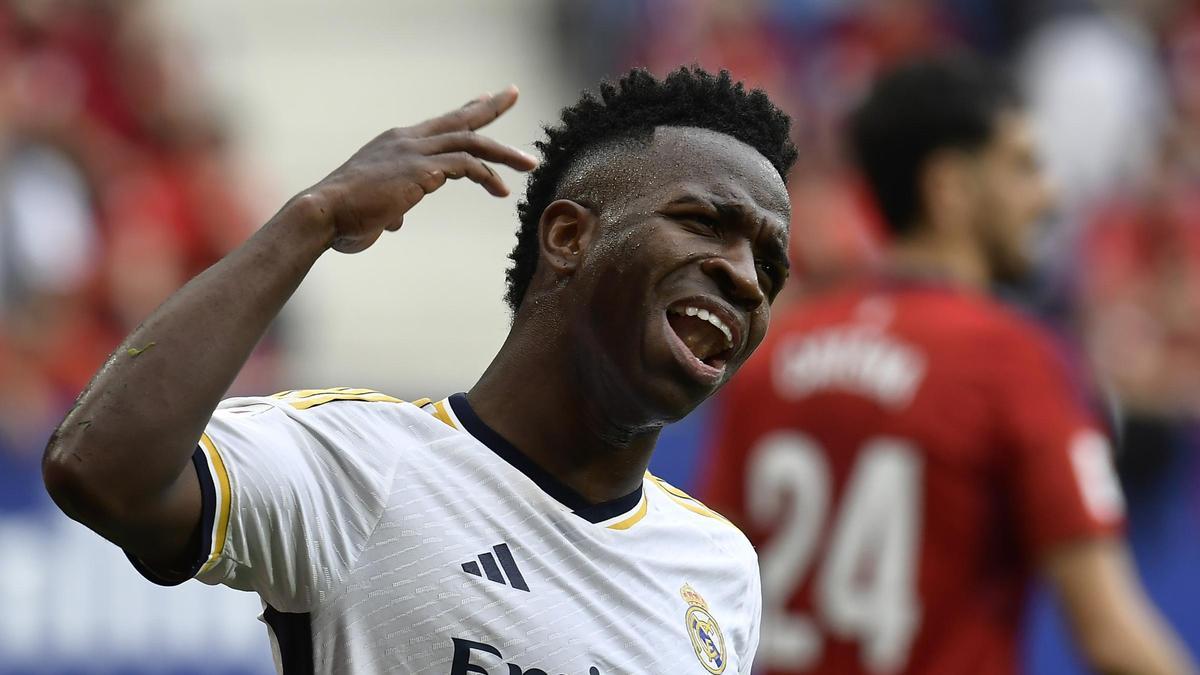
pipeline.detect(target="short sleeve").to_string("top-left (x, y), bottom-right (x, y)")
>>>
top-left (1001, 329), bottom-right (1125, 557)
top-left (127, 390), bottom-right (407, 612)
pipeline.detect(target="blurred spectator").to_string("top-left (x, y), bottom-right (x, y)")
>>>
top-left (1081, 144), bottom-right (1200, 419)
top-left (1072, 3), bottom-right (1200, 420)
top-left (0, 0), bottom-right (266, 472)
top-left (1019, 6), bottom-right (1168, 282)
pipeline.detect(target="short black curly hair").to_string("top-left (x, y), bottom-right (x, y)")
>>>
top-left (504, 66), bottom-right (798, 313)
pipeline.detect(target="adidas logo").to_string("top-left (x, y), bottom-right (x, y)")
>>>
top-left (461, 542), bottom-right (530, 592)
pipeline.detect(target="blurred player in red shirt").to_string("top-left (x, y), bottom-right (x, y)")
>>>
top-left (700, 57), bottom-right (1197, 675)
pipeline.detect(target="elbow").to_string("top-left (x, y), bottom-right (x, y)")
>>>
top-left (42, 433), bottom-right (116, 527)
top-left (43, 435), bottom-right (90, 520)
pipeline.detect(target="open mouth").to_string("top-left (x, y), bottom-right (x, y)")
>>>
top-left (665, 303), bottom-right (736, 379)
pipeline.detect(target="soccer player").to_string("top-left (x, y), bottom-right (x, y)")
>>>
top-left (41, 68), bottom-right (797, 674)
top-left (699, 57), bottom-right (1197, 675)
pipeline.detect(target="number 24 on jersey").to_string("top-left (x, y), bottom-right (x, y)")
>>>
top-left (749, 433), bottom-right (922, 673)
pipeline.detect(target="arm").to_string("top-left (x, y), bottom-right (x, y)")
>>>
top-left (997, 327), bottom-right (1196, 674)
top-left (1042, 538), bottom-right (1197, 675)
top-left (42, 87), bottom-right (537, 575)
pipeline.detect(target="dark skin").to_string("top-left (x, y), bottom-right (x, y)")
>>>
top-left (473, 127), bottom-right (790, 501)
top-left (42, 88), bottom-right (790, 576)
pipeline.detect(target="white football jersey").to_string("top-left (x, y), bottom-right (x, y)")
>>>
top-left (127, 388), bottom-right (761, 674)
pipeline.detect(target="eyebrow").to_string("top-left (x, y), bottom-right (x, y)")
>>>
top-left (665, 195), bottom-right (790, 269)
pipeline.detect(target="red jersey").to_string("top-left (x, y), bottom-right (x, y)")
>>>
top-left (699, 279), bottom-right (1125, 675)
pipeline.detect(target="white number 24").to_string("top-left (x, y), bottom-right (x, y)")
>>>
top-left (748, 432), bottom-right (922, 673)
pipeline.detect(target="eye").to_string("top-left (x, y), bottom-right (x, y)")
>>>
top-left (678, 213), bottom-right (722, 236)
top-left (756, 259), bottom-right (785, 295)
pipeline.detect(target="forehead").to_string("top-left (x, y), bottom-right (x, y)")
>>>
top-left (563, 126), bottom-right (791, 220)
top-left (635, 126), bottom-right (790, 215)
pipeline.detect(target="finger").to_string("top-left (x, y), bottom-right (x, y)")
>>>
top-left (415, 131), bottom-right (538, 171)
top-left (428, 152), bottom-right (509, 196)
top-left (413, 85), bottom-right (520, 136)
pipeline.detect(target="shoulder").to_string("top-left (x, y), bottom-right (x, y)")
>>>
top-left (253, 387), bottom-right (429, 413)
top-left (955, 306), bottom-right (1100, 421)
top-left (775, 281), bottom-right (1023, 341)
top-left (976, 303), bottom-right (1080, 373)
top-left (894, 289), bottom-right (1064, 362)
top-left (643, 472), bottom-right (757, 565)
top-left (936, 292), bottom-right (1053, 346)
top-left (213, 388), bottom-right (455, 453)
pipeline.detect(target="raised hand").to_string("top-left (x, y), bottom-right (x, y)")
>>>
top-left (303, 85), bottom-right (538, 254)
top-left (41, 84), bottom-right (536, 578)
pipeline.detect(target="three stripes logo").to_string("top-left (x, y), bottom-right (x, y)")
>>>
top-left (461, 542), bottom-right (530, 592)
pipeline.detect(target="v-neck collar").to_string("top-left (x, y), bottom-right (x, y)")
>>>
top-left (447, 393), bottom-right (644, 524)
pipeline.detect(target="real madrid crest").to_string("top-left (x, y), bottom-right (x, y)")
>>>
top-left (680, 583), bottom-right (727, 674)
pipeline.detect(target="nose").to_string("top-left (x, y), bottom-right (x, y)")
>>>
top-left (700, 244), bottom-right (765, 313)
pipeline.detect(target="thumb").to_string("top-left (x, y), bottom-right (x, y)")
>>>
top-left (331, 228), bottom-right (384, 254)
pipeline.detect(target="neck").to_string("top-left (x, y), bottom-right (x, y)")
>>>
top-left (887, 222), bottom-right (991, 291)
top-left (466, 299), bottom-right (658, 504)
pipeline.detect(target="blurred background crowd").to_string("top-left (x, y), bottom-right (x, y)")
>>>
top-left (0, 0), bottom-right (270, 511)
top-left (0, 0), bottom-right (1195, 673)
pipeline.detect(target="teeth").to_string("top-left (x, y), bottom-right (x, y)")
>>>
top-left (710, 316), bottom-right (733, 346)
top-left (672, 305), bottom-right (734, 348)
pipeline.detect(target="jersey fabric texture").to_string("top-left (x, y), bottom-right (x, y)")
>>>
top-left (127, 388), bottom-right (761, 675)
top-left (698, 279), bottom-right (1125, 675)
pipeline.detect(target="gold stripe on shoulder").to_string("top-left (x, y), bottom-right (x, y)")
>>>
top-left (657, 480), bottom-right (698, 502)
top-left (607, 493), bottom-right (649, 531)
top-left (198, 432), bottom-right (231, 573)
top-left (646, 472), bottom-right (731, 525)
top-left (431, 399), bottom-right (457, 429)
top-left (272, 387), bottom-right (375, 399)
top-left (410, 397), bottom-right (433, 408)
top-left (270, 388), bottom-right (405, 410)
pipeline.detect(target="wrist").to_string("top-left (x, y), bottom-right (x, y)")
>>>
top-left (273, 191), bottom-right (338, 256)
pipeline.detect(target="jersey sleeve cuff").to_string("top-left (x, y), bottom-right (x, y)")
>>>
top-left (124, 435), bottom-right (231, 586)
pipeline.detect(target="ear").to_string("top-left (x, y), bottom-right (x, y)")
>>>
top-left (920, 149), bottom-right (974, 232)
top-left (538, 199), bottom-right (597, 276)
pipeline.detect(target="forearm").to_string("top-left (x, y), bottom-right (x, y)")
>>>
top-left (44, 196), bottom-right (332, 521)
top-left (1046, 540), bottom-right (1198, 675)
top-left (42, 87), bottom-right (533, 562)
top-left (1080, 601), bottom-right (1196, 675)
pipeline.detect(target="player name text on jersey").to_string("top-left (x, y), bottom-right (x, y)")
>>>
top-left (772, 327), bottom-right (925, 407)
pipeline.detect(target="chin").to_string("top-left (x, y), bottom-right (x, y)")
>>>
top-left (579, 307), bottom-right (732, 428)
top-left (642, 362), bottom-right (733, 423)
top-left (572, 353), bottom-right (692, 432)
top-left (646, 384), bottom-right (708, 423)
top-left (598, 366), bottom-right (709, 429)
